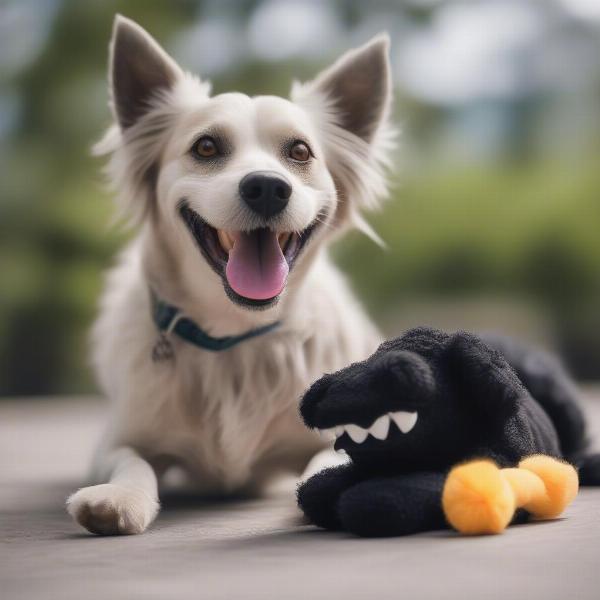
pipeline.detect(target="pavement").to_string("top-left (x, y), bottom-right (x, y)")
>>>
top-left (1, 394), bottom-right (600, 600)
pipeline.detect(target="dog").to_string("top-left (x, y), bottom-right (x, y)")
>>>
top-left (66, 15), bottom-right (395, 535)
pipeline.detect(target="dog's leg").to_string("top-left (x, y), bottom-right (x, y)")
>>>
top-left (66, 447), bottom-right (159, 535)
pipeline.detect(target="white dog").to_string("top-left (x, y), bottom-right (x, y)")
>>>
top-left (67, 15), bottom-right (394, 535)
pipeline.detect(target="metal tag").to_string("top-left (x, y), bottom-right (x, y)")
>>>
top-left (152, 333), bottom-right (174, 362)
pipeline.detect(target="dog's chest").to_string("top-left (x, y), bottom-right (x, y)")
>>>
top-left (147, 339), bottom-right (313, 490)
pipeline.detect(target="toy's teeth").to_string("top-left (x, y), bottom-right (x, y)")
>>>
top-left (390, 410), bottom-right (418, 434)
top-left (317, 411), bottom-right (417, 444)
top-left (369, 414), bottom-right (391, 440)
top-left (345, 424), bottom-right (369, 444)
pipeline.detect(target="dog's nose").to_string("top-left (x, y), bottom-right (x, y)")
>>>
top-left (239, 171), bottom-right (292, 219)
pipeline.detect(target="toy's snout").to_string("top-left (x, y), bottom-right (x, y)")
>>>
top-left (300, 350), bottom-right (436, 443)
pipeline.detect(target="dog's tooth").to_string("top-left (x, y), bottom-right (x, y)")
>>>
top-left (369, 414), bottom-right (391, 440)
top-left (278, 233), bottom-right (291, 249)
top-left (345, 424), bottom-right (369, 444)
top-left (390, 411), bottom-right (418, 434)
top-left (334, 426), bottom-right (344, 438)
top-left (217, 229), bottom-right (233, 252)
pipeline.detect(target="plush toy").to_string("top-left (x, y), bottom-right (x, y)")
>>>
top-left (297, 327), bottom-right (598, 537)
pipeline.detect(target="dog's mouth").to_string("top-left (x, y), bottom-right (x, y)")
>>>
top-left (179, 202), bottom-right (318, 308)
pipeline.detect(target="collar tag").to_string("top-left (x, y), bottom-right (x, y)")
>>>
top-left (152, 333), bottom-right (174, 362)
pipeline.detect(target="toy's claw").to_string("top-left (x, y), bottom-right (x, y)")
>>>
top-left (442, 460), bottom-right (515, 535)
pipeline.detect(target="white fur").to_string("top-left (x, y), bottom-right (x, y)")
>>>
top-left (67, 15), bottom-right (395, 535)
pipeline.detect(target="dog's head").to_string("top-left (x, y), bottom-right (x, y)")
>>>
top-left (97, 15), bottom-right (394, 312)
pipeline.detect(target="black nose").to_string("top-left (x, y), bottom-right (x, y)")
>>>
top-left (239, 171), bottom-right (292, 219)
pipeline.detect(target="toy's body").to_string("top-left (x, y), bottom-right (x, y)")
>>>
top-left (298, 328), bottom-right (596, 537)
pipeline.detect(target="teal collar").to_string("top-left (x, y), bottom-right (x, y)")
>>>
top-left (151, 291), bottom-right (281, 353)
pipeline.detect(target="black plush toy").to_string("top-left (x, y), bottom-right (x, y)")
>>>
top-left (297, 327), bottom-right (600, 537)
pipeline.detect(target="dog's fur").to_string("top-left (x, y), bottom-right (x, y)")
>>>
top-left (66, 15), bottom-right (395, 535)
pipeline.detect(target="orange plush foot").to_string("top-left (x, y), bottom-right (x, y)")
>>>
top-left (442, 460), bottom-right (515, 535)
top-left (517, 455), bottom-right (579, 519)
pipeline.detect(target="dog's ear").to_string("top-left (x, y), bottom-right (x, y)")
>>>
top-left (299, 34), bottom-right (392, 143)
top-left (109, 15), bottom-right (183, 129)
top-left (291, 35), bottom-right (395, 227)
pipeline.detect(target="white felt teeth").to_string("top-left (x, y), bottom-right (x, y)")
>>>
top-left (316, 411), bottom-right (418, 444)
top-left (390, 410), bottom-right (419, 434)
top-left (345, 424), bottom-right (369, 444)
top-left (369, 414), bottom-right (391, 440)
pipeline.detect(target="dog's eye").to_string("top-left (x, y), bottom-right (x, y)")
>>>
top-left (289, 141), bottom-right (311, 162)
top-left (192, 136), bottom-right (218, 159)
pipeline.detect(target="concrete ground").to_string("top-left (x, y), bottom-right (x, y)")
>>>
top-left (2, 395), bottom-right (600, 600)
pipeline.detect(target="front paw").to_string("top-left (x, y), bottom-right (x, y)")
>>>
top-left (66, 483), bottom-right (159, 535)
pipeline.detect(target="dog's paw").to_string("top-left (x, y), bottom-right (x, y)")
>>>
top-left (66, 483), bottom-right (159, 535)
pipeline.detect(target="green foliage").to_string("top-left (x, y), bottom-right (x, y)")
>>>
top-left (0, 1), bottom-right (193, 395)
top-left (333, 159), bottom-right (600, 379)
top-left (335, 162), bottom-right (600, 315)
top-left (1, 1), bottom-right (600, 394)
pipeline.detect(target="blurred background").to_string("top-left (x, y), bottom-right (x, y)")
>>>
top-left (1, 0), bottom-right (599, 397)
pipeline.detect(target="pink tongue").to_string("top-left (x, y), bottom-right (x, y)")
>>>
top-left (225, 230), bottom-right (289, 300)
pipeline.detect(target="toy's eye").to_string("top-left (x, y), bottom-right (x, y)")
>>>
top-left (289, 141), bottom-right (311, 162)
top-left (192, 136), bottom-right (218, 159)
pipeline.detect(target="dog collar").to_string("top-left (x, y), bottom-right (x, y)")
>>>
top-left (151, 291), bottom-right (281, 353)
